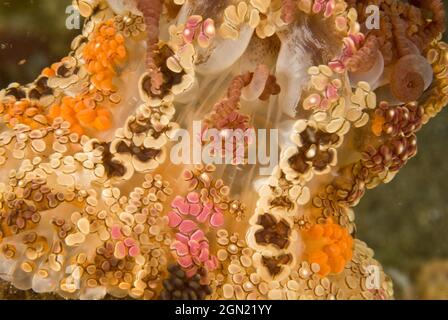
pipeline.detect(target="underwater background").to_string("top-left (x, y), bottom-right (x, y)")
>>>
top-left (0, 0), bottom-right (447, 299)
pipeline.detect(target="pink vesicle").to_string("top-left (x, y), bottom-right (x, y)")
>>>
top-left (189, 203), bottom-right (202, 216)
top-left (197, 205), bottom-right (211, 223)
top-left (188, 240), bottom-right (201, 255)
top-left (128, 246), bottom-right (140, 257)
top-left (175, 232), bottom-right (190, 243)
top-left (202, 18), bottom-right (215, 37)
top-left (313, 2), bottom-right (323, 13)
top-left (171, 241), bottom-right (189, 256)
top-left (172, 196), bottom-right (190, 215)
top-left (191, 229), bottom-right (205, 241)
top-left (111, 225), bottom-right (123, 240)
top-left (329, 60), bottom-right (345, 73)
top-left (324, 0), bottom-right (335, 17)
top-left (168, 211), bottom-right (183, 228)
top-left (199, 240), bottom-right (209, 249)
top-left (320, 98), bottom-right (330, 110)
top-left (124, 237), bottom-right (136, 247)
top-left (178, 203), bottom-right (190, 215)
top-left (178, 255), bottom-right (193, 268)
top-left (186, 192), bottom-right (199, 203)
top-left (169, 189), bottom-right (225, 273)
top-left (185, 15), bottom-right (202, 29)
top-left (179, 219), bottom-right (198, 234)
top-left (210, 210), bottom-right (224, 227)
top-left (326, 84), bottom-right (338, 101)
top-left (198, 248), bottom-right (210, 262)
top-left (204, 256), bottom-right (218, 270)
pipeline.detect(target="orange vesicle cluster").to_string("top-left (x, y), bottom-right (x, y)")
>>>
top-left (302, 219), bottom-right (354, 277)
top-left (48, 95), bottom-right (112, 136)
top-left (83, 19), bottom-right (127, 92)
top-left (46, 21), bottom-right (127, 136)
top-left (0, 97), bottom-right (47, 129)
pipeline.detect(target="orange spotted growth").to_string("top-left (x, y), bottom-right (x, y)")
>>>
top-left (0, 97), bottom-right (48, 129)
top-left (48, 95), bottom-right (112, 136)
top-left (302, 218), bottom-right (353, 277)
top-left (83, 19), bottom-right (127, 92)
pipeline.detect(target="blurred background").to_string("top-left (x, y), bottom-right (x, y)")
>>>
top-left (0, 0), bottom-right (447, 300)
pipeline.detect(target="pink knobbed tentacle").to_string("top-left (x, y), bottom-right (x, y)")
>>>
top-left (137, 0), bottom-right (164, 95)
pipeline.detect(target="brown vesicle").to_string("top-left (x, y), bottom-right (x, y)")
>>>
top-left (97, 142), bottom-right (127, 178)
top-left (142, 45), bottom-right (185, 99)
top-left (29, 76), bottom-right (53, 100)
top-left (288, 126), bottom-right (339, 174)
top-left (115, 140), bottom-right (161, 162)
top-left (56, 64), bottom-right (71, 77)
top-left (270, 196), bottom-right (294, 211)
top-left (261, 254), bottom-right (292, 276)
top-left (128, 118), bottom-right (154, 134)
top-left (254, 213), bottom-right (291, 249)
top-left (128, 118), bottom-right (171, 139)
top-left (159, 264), bottom-right (212, 300)
top-left (5, 86), bottom-right (26, 100)
top-left (288, 152), bottom-right (310, 173)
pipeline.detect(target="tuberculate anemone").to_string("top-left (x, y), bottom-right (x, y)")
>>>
top-left (0, 0), bottom-right (446, 300)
